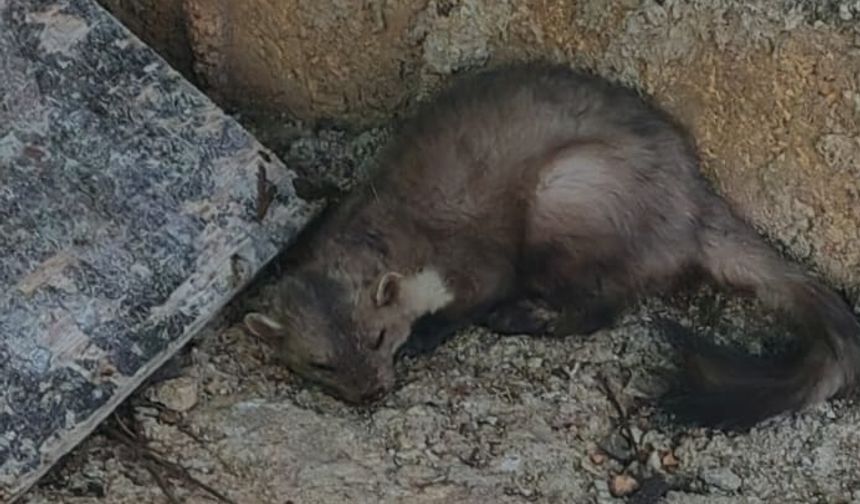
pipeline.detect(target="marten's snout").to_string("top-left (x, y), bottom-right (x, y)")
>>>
top-left (353, 363), bottom-right (396, 404)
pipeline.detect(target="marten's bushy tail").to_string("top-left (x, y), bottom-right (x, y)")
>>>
top-left (662, 200), bottom-right (860, 430)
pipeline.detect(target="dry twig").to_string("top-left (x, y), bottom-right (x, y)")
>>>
top-left (255, 163), bottom-right (277, 222)
top-left (104, 413), bottom-right (236, 504)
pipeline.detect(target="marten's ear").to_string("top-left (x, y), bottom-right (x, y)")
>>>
top-left (375, 272), bottom-right (404, 307)
top-left (244, 312), bottom-right (285, 341)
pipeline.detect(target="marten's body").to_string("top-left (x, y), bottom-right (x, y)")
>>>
top-left (245, 63), bottom-right (860, 428)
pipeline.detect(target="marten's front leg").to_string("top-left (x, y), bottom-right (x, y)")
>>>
top-left (404, 296), bottom-right (556, 354)
top-left (551, 294), bottom-right (623, 336)
top-left (401, 250), bottom-right (518, 355)
top-left (481, 294), bottom-right (622, 337)
top-left (400, 311), bottom-right (467, 356)
top-left (480, 297), bottom-right (557, 335)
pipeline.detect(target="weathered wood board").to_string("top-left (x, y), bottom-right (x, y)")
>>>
top-left (0, 0), bottom-right (317, 500)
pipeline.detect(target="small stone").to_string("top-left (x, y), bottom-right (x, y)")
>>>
top-left (589, 450), bottom-right (607, 465)
top-left (497, 454), bottom-right (521, 472)
top-left (398, 464), bottom-right (444, 486)
top-left (593, 480), bottom-right (613, 502)
top-left (148, 376), bottom-right (199, 412)
top-left (701, 467), bottom-right (742, 492)
top-left (158, 409), bottom-right (181, 425)
top-left (661, 451), bottom-right (680, 471)
top-left (609, 473), bottom-right (639, 497)
top-left (647, 450), bottom-right (662, 471)
top-left (600, 430), bottom-right (634, 461)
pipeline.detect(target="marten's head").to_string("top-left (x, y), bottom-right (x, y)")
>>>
top-left (243, 267), bottom-right (452, 404)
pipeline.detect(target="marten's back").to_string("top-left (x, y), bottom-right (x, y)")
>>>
top-left (369, 63), bottom-right (705, 240)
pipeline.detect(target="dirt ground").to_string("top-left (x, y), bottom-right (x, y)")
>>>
top-left (20, 122), bottom-right (860, 504)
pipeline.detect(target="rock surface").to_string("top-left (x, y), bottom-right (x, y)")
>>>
top-left (146, 376), bottom-right (199, 413)
top-left (0, 0), bottom-right (314, 499)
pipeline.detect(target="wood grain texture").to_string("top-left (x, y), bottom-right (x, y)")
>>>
top-left (0, 0), bottom-right (317, 500)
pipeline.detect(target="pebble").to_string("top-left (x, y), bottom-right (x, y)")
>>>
top-left (600, 431), bottom-right (634, 461)
top-left (661, 451), bottom-right (680, 471)
top-left (147, 376), bottom-right (199, 412)
top-left (647, 450), bottom-right (662, 472)
top-left (609, 474), bottom-right (639, 497)
top-left (589, 450), bottom-right (607, 465)
top-left (593, 479), bottom-right (613, 503)
top-left (526, 357), bottom-right (543, 369)
top-left (701, 467), bottom-right (743, 492)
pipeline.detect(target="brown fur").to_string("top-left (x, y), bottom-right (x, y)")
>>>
top-left (244, 62), bottom-right (860, 428)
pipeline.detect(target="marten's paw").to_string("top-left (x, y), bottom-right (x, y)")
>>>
top-left (481, 299), bottom-right (557, 336)
top-left (400, 313), bottom-right (464, 357)
top-left (551, 301), bottom-right (620, 337)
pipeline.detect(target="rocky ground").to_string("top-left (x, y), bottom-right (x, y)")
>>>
top-left (21, 123), bottom-right (860, 504)
top-left (10, 0), bottom-right (860, 502)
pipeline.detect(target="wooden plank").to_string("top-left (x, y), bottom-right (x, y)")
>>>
top-left (0, 0), bottom-right (317, 500)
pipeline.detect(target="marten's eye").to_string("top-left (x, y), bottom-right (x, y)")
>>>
top-left (310, 362), bottom-right (337, 372)
top-left (371, 329), bottom-right (386, 350)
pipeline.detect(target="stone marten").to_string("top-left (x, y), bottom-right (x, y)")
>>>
top-left (243, 62), bottom-right (860, 429)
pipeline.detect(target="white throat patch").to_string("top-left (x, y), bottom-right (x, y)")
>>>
top-left (400, 268), bottom-right (454, 315)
